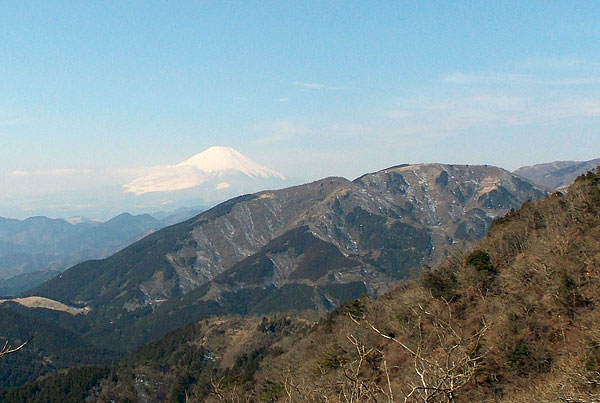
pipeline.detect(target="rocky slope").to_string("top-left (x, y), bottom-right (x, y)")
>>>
top-left (514, 157), bottom-right (600, 190)
top-left (29, 163), bottom-right (543, 349)
top-left (231, 166), bottom-right (600, 402)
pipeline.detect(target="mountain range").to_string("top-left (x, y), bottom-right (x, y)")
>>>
top-left (0, 147), bottom-right (298, 220)
top-left (0, 213), bottom-right (164, 296)
top-left (2, 155), bottom-right (597, 395)
top-left (0, 146), bottom-right (303, 297)
top-left (513, 157), bottom-right (600, 190)
top-left (25, 163), bottom-right (543, 350)
top-left (4, 152), bottom-right (595, 301)
top-left (2, 165), bottom-right (598, 402)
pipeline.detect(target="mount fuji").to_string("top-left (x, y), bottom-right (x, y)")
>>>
top-left (0, 147), bottom-right (297, 220)
top-left (124, 146), bottom-right (286, 195)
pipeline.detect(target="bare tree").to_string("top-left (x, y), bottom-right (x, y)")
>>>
top-left (209, 376), bottom-right (254, 403)
top-left (335, 334), bottom-right (393, 403)
top-left (350, 299), bottom-right (490, 403)
top-left (0, 335), bottom-right (34, 360)
top-left (280, 335), bottom-right (394, 403)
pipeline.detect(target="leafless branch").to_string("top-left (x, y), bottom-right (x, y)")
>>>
top-left (349, 300), bottom-right (491, 403)
top-left (0, 334), bottom-right (35, 360)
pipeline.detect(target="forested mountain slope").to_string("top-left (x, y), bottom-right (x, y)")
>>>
top-left (0, 304), bottom-right (118, 391)
top-left (11, 166), bottom-right (596, 402)
top-left (221, 166), bottom-right (600, 402)
top-left (27, 164), bottom-right (542, 350)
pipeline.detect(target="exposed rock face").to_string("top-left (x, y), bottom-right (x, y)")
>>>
top-left (30, 164), bottom-right (544, 348)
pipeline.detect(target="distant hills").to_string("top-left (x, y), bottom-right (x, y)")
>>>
top-left (0, 213), bottom-right (164, 296)
top-left (27, 163), bottom-right (543, 350)
top-left (514, 157), bottom-right (600, 190)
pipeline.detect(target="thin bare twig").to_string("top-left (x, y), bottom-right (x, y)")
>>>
top-left (0, 334), bottom-right (35, 360)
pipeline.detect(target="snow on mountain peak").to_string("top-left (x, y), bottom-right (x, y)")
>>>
top-left (123, 147), bottom-right (285, 195)
top-left (177, 146), bottom-right (285, 179)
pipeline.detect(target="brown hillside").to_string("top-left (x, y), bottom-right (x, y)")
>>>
top-left (6, 168), bottom-right (589, 402)
top-left (226, 167), bottom-right (600, 402)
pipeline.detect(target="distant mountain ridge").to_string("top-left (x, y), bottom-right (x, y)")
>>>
top-left (514, 157), bottom-right (600, 190)
top-left (29, 163), bottom-right (544, 349)
top-left (0, 213), bottom-right (164, 295)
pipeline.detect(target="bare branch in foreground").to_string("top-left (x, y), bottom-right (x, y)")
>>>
top-left (0, 334), bottom-right (35, 360)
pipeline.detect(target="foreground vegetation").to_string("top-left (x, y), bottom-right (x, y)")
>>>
top-left (242, 168), bottom-right (600, 402)
top-left (2, 168), bottom-right (599, 401)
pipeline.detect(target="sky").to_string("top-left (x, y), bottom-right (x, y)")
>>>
top-left (1, 1), bottom-right (600, 218)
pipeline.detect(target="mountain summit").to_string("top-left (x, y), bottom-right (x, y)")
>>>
top-left (177, 146), bottom-right (285, 179)
top-left (123, 146), bottom-right (286, 195)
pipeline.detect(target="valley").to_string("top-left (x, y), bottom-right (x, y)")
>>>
top-left (0, 213), bottom-right (166, 296)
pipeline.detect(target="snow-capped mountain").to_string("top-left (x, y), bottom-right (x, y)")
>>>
top-left (123, 146), bottom-right (289, 195)
top-left (0, 147), bottom-right (296, 220)
top-left (177, 146), bottom-right (285, 179)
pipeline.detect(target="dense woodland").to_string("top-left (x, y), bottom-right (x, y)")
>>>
top-left (1, 168), bottom-right (599, 401)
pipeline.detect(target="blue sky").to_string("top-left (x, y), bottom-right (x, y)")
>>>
top-left (1, 1), bottom-right (600, 215)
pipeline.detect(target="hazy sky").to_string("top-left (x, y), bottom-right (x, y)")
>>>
top-left (1, 1), bottom-right (600, 210)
